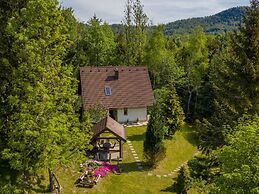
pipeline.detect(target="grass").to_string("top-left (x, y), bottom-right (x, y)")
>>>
top-left (13, 124), bottom-right (198, 194)
top-left (126, 126), bottom-right (147, 161)
top-left (152, 125), bottom-right (198, 175)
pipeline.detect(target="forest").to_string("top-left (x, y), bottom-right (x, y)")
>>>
top-left (112, 6), bottom-right (246, 35)
top-left (0, 0), bottom-right (258, 193)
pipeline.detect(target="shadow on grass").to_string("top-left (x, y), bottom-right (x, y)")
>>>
top-left (183, 131), bottom-right (199, 146)
top-left (119, 162), bottom-right (152, 173)
top-left (161, 184), bottom-right (175, 192)
top-left (161, 177), bottom-right (177, 193)
top-left (16, 174), bottom-right (49, 193)
top-left (127, 133), bottom-right (145, 142)
top-left (0, 161), bottom-right (49, 193)
top-left (181, 125), bottom-right (199, 146)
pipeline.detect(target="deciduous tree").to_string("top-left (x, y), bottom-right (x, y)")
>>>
top-left (0, 0), bottom-right (92, 191)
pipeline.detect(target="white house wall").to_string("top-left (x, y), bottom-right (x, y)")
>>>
top-left (117, 108), bottom-right (147, 123)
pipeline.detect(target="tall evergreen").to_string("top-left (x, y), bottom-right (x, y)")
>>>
top-left (144, 104), bottom-right (166, 167)
top-left (212, 0), bottom-right (259, 122)
top-left (199, 0), bottom-right (259, 151)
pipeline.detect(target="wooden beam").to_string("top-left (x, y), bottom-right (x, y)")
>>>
top-left (119, 139), bottom-right (122, 158)
top-left (96, 137), bottom-right (122, 140)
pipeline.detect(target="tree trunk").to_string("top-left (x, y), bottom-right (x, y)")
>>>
top-left (48, 168), bottom-right (55, 193)
top-left (187, 90), bottom-right (192, 118)
top-left (194, 91), bottom-right (198, 115)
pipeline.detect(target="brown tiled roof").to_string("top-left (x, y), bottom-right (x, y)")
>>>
top-left (80, 66), bottom-right (154, 109)
top-left (92, 116), bottom-right (126, 141)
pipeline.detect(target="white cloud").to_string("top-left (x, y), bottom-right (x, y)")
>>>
top-left (58, 0), bottom-right (250, 24)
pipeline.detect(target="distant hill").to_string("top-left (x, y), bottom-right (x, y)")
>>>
top-left (164, 7), bottom-right (246, 35)
top-left (111, 7), bottom-right (246, 36)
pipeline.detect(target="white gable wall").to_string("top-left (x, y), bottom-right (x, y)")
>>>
top-left (117, 107), bottom-right (147, 123)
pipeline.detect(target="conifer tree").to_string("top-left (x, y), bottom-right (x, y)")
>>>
top-left (173, 167), bottom-right (191, 194)
top-left (199, 0), bottom-right (259, 151)
top-left (144, 104), bottom-right (166, 166)
top-left (212, 0), bottom-right (259, 122)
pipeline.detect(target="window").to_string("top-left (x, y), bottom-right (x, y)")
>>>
top-left (104, 86), bottom-right (112, 96)
top-left (124, 108), bottom-right (128, 116)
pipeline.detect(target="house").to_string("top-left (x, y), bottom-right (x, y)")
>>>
top-left (80, 66), bottom-right (154, 123)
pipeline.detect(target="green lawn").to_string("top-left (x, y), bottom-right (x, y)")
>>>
top-left (152, 125), bottom-right (198, 175)
top-left (17, 125), bottom-right (198, 194)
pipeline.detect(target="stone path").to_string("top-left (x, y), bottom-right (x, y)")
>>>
top-left (147, 161), bottom-right (188, 178)
top-left (127, 140), bottom-right (200, 178)
top-left (147, 151), bottom-right (200, 178)
top-left (127, 140), bottom-right (144, 171)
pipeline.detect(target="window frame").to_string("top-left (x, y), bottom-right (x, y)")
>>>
top-left (104, 86), bottom-right (112, 96)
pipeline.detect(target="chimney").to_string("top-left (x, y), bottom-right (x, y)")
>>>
top-left (114, 68), bottom-right (119, 79)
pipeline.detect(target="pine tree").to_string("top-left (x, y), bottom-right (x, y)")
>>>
top-left (143, 104), bottom-right (166, 167)
top-left (199, 0), bottom-right (259, 151)
top-left (213, 0), bottom-right (259, 121)
top-left (173, 166), bottom-right (191, 194)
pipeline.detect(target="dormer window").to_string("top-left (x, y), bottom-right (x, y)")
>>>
top-left (104, 86), bottom-right (112, 96)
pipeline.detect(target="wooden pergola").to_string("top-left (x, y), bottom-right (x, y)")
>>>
top-left (91, 116), bottom-right (127, 160)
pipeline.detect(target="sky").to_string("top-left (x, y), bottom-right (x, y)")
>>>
top-left (58, 0), bottom-right (250, 24)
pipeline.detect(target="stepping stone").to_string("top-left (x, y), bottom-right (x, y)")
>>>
top-left (156, 175), bottom-right (161, 178)
top-left (134, 156), bottom-right (139, 159)
top-left (163, 175), bottom-right (168, 177)
top-left (148, 173), bottom-right (153, 176)
top-left (136, 162), bottom-right (142, 166)
top-left (131, 150), bottom-right (136, 153)
top-left (135, 159), bottom-right (141, 162)
top-left (138, 166), bottom-right (144, 171)
top-left (133, 153), bottom-right (138, 156)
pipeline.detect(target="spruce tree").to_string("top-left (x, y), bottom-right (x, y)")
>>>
top-left (214, 0), bottom-right (259, 121)
top-left (144, 104), bottom-right (166, 167)
top-left (199, 0), bottom-right (259, 151)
